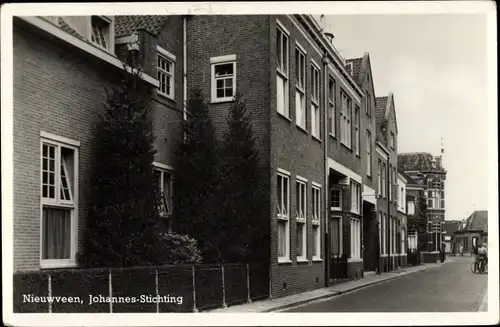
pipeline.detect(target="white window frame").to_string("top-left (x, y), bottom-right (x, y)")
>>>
top-left (90, 15), bottom-right (112, 51)
top-left (311, 61), bottom-right (321, 139)
top-left (350, 217), bottom-right (361, 259)
top-left (340, 90), bottom-right (352, 148)
top-left (277, 170), bottom-right (291, 262)
top-left (295, 177), bottom-right (307, 261)
top-left (330, 187), bottom-right (342, 211)
top-left (377, 159), bottom-right (382, 196)
top-left (367, 130), bottom-right (372, 177)
top-left (390, 131), bottom-right (395, 149)
top-left (154, 165), bottom-right (174, 218)
top-left (157, 47), bottom-right (175, 100)
top-left (382, 162), bottom-right (387, 198)
top-left (328, 76), bottom-right (336, 137)
top-left (211, 55), bottom-right (237, 103)
top-left (312, 184), bottom-right (321, 260)
top-left (382, 213), bottom-right (387, 255)
top-left (378, 211), bottom-right (382, 254)
top-left (401, 227), bottom-right (406, 255)
top-left (276, 23), bottom-right (290, 118)
top-left (295, 46), bottom-right (306, 129)
top-left (40, 134), bottom-right (79, 269)
top-left (354, 106), bottom-right (360, 155)
top-left (366, 92), bottom-right (372, 120)
top-left (350, 180), bottom-right (360, 215)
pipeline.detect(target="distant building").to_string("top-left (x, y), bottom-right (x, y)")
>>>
top-left (398, 152), bottom-right (447, 254)
top-left (452, 211), bottom-right (488, 255)
top-left (443, 220), bottom-right (461, 253)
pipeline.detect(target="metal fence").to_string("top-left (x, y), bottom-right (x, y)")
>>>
top-left (14, 263), bottom-right (269, 313)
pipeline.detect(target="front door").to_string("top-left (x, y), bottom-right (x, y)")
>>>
top-left (329, 216), bottom-right (347, 280)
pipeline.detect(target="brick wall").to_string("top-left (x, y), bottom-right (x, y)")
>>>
top-left (269, 15), bottom-right (326, 298)
top-left (13, 26), bottom-right (121, 270)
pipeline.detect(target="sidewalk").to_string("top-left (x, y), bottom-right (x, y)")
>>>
top-left (211, 260), bottom-right (452, 313)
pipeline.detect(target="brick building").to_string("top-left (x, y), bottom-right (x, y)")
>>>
top-left (398, 152), bottom-right (447, 258)
top-left (452, 210), bottom-right (488, 255)
top-left (13, 14), bottom-right (409, 300)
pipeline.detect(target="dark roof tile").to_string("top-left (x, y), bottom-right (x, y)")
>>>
top-left (115, 15), bottom-right (168, 37)
top-left (398, 152), bottom-right (445, 172)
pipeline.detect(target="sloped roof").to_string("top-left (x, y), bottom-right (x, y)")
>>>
top-left (443, 220), bottom-right (461, 235)
top-left (398, 170), bottom-right (419, 186)
top-left (375, 96), bottom-right (388, 124)
top-left (58, 17), bottom-right (85, 40)
top-left (346, 57), bottom-right (363, 85)
top-left (465, 210), bottom-right (488, 231)
top-left (398, 152), bottom-right (445, 172)
top-left (115, 15), bottom-right (168, 37)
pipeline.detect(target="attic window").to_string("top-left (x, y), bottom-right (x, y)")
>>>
top-left (91, 16), bottom-right (110, 50)
top-left (346, 62), bottom-right (353, 75)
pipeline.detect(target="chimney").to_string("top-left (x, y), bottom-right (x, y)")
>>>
top-left (324, 32), bottom-right (334, 43)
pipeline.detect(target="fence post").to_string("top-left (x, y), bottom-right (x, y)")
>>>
top-left (48, 274), bottom-right (52, 313)
top-left (192, 266), bottom-right (198, 312)
top-left (221, 265), bottom-right (228, 308)
top-left (109, 270), bottom-right (113, 313)
top-left (246, 263), bottom-right (252, 303)
top-left (155, 269), bottom-right (159, 313)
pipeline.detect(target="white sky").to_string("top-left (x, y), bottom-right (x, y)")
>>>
top-left (320, 14), bottom-right (489, 221)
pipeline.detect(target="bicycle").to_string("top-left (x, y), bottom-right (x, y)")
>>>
top-left (471, 259), bottom-right (488, 274)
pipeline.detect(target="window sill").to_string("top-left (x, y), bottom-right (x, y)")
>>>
top-left (312, 257), bottom-right (323, 262)
top-left (157, 91), bottom-right (175, 102)
top-left (312, 221), bottom-right (320, 226)
top-left (329, 133), bottom-right (336, 139)
top-left (296, 124), bottom-right (308, 134)
top-left (278, 258), bottom-right (293, 264)
top-left (296, 217), bottom-right (306, 223)
top-left (277, 111), bottom-right (292, 122)
top-left (40, 261), bottom-right (78, 269)
top-left (296, 258), bottom-right (309, 263)
top-left (330, 207), bottom-right (342, 211)
top-left (211, 98), bottom-right (235, 104)
top-left (312, 135), bottom-right (322, 143)
top-left (340, 142), bottom-right (352, 152)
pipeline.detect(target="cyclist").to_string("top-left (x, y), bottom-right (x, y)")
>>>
top-left (477, 242), bottom-right (488, 272)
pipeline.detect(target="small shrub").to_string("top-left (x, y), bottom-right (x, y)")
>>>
top-left (156, 232), bottom-right (202, 265)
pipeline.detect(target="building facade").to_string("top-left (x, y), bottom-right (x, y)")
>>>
top-left (398, 152), bottom-right (447, 255)
top-left (452, 211), bottom-right (488, 255)
top-left (13, 14), bottom-right (414, 299)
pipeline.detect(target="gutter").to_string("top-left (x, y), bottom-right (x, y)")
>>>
top-left (17, 16), bottom-right (158, 87)
top-left (322, 51), bottom-right (329, 287)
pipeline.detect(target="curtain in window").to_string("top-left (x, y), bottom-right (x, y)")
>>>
top-left (278, 221), bottom-right (287, 257)
top-left (42, 207), bottom-right (71, 259)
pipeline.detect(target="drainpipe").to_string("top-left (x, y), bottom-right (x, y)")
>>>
top-left (322, 51), bottom-right (329, 287)
top-left (183, 15), bottom-right (187, 121)
top-left (387, 156), bottom-right (391, 271)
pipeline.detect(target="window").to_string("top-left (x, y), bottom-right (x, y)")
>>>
top-left (295, 47), bottom-right (306, 128)
top-left (276, 26), bottom-right (289, 117)
top-left (328, 77), bottom-right (336, 136)
top-left (366, 92), bottom-right (372, 119)
top-left (312, 185), bottom-right (321, 259)
top-left (277, 172), bottom-right (290, 261)
top-left (393, 167), bottom-right (397, 202)
top-left (157, 51), bottom-right (174, 99)
top-left (330, 217), bottom-right (342, 257)
top-left (354, 106), bottom-right (360, 155)
top-left (389, 164), bottom-right (392, 200)
top-left (382, 163), bottom-right (387, 198)
top-left (91, 16), bottom-right (111, 50)
top-left (311, 63), bottom-right (320, 138)
top-left (330, 188), bottom-right (342, 211)
top-left (382, 213), bottom-right (387, 255)
top-left (340, 91), bottom-right (352, 147)
top-left (377, 159), bottom-right (382, 196)
top-left (350, 181), bottom-right (360, 214)
top-left (378, 212), bottom-right (382, 253)
top-left (390, 132), bottom-right (395, 149)
top-left (154, 168), bottom-right (173, 218)
top-left (367, 131), bottom-right (372, 177)
top-left (350, 217), bottom-right (361, 258)
top-left (400, 187), bottom-right (404, 209)
top-left (211, 56), bottom-right (236, 103)
top-left (441, 198), bottom-right (445, 209)
top-left (428, 199), bottom-right (433, 208)
top-left (401, 227), bottom-right (406, 255)
top-left (296, 179), bottom-right (307, 260)
top-left (41, 137), bottom-right (78, 267)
